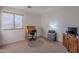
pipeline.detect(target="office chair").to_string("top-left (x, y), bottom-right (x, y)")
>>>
top-left (25, 26), bottom-right (37, 41)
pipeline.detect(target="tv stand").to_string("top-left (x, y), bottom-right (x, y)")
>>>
top-left (63, 33), bottom-right (79, 53)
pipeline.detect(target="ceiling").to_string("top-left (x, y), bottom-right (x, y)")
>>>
top-left (2, 6), bottom-right (79, 14)
top-left (6, 6), bottom-right (64, 14)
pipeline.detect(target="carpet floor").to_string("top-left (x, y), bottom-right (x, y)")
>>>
top-left (0, 37), bottom-right (68, 53)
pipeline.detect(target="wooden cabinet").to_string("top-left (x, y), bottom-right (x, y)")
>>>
top-left (69, 37), bottom-right (77, 53)
top-left (63, 33), bottom-right (78, 53)
top-left (78, 39), bottom-right (79, 52)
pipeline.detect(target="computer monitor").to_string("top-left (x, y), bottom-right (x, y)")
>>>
top-left (68, 27), bottom-right (78, 35)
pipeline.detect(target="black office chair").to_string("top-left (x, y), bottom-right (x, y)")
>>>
top-left (29, 29), bottom-right (36, 40)
top-left (26, 26), bottom-right (37, 41)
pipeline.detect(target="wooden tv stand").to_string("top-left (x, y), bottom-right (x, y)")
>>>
top-left (63, 33), bottom-right (79, 53)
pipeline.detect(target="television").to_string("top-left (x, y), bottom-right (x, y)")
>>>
top-left (68, 27), bottom-right (78, 36)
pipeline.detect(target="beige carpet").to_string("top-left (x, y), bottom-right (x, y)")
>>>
top-left (28, 39), bottom-right (44, 47)
top-left (0, 37), bottom-right (68, 53)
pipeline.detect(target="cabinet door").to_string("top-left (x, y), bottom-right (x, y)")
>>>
top-left (69, 38), bottom-right (78, 53)
top-left (73, 39), bottom-right (78, 53)
top-left (63, 34), bottom-right (69, 49)
top-left (63, 34), bottom-right (66, 46)
top-left (68, 38), bottom-right (73, 53)
top-left (63, 34), bottom-right (67, 47)
top-left (65, 35), bottom-right (69, 49)
top-left (77, 39), bottom-right (79, 52)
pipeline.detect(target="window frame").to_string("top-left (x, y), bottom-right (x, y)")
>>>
top-left (1, 11), bottom-right (24, 30)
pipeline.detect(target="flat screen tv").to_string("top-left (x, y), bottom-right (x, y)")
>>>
top-left (68, 27), bottom-right (78, 36)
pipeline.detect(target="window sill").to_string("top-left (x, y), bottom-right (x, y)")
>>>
top-left (2, 28), bottom-right (24, 30)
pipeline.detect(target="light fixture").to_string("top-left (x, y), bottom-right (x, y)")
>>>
top-left (27, 6), bottom-right (32, 8)
top-left (49, 23), bottom-right (58, 30)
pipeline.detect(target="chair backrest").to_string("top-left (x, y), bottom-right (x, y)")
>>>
top-left (25, 26), bottom-right (36, 33)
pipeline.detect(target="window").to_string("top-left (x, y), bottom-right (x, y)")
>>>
top-left (15, 14), bottom-right (23, 28)
top-left (1, 12), bottom-right (23, 30)
top-left (1, 13), bottom-right (14, 29)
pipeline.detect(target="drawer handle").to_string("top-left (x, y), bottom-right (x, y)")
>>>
top-left (67, 38), bottom-right (69, 39)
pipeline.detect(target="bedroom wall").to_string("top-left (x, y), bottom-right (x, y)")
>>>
top-left (41, 7), bottom-right (79, 42)
top-left (1, 6), bottom-right (79, 44)
top-left (0, 7), bottom-right (42, 45)
top-left (0, 7), bottom-right (2, 45)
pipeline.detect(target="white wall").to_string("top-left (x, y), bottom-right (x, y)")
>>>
top-left (0, 8), bottom-right (2, 45)
top-left (41, 7), bottom-right (79, 42)
top-left (1, 6), bottom-right (79, 44)
top-left (0, 7), bottom-right (42, 45)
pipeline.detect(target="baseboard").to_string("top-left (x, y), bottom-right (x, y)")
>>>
top-left (0, 36), bottom-right (43, 46)
top-left (0, 36), bottom-right (63, 47)
top-left (0, 39), bottom-right (25, 47)
top-left (42, 36), bottom-right (63, 43)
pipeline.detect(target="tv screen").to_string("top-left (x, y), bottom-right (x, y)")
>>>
top-left (68, 27), bottom-right (78, 35)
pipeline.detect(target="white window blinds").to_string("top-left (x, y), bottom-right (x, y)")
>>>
top-left (1, 12), bottom-right (23, 29)
top-left (15, 14), bottom-right (23, 28)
